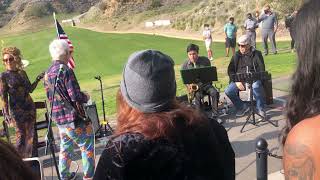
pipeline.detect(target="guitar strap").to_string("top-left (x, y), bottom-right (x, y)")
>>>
top-left (44, 72), bottom-right (85, 119)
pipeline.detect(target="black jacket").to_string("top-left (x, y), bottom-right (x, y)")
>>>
top-left (94, 119), bottom-right (235, 180)
top-left (227, 49), bottom-right (265, 82)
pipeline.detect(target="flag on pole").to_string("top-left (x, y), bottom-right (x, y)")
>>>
top-left (54, 14), bottom-right (76, 69)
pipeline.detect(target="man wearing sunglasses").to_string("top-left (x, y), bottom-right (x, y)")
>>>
top-left (225, 35), bottom-right (266, 118)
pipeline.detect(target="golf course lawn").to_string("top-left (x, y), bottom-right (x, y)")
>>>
top-left (0, 27), bottom-right (297, 116)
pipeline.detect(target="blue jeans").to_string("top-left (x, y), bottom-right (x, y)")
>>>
top-left (225, 81), bottom-right (265, 111)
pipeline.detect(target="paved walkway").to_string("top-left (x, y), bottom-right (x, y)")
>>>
top-left (40, 77), bottom-right (291, 180)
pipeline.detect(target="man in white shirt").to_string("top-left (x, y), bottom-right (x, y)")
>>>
top-left (202, 24), bottom-right (213, 60)
top-left (244, 13), bottom-right (259, 49)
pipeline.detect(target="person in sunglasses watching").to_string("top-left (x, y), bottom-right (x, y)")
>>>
top-left (225, 35), bottom-right (266, 118)
top-left (0, 47), bottom-right (44, 158)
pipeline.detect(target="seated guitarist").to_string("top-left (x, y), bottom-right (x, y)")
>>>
top-left (181, 43), bottom-right (219, 116)
top-left (225, 35), bottom-right (266, 118)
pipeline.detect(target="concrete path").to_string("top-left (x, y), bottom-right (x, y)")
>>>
top-left (40, 77), bottom-right (291, 180)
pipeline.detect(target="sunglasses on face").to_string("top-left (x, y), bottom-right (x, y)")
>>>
top-left (3, 57), bottom-right (14, 63)
top-left (238, 44), bottom-right (248, 48)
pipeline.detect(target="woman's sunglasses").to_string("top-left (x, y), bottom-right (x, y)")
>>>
top-left (3, 57), bottom-right (14, 63)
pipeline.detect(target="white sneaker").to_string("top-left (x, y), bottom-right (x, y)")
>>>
top-left (258, 109), bottom-right (267, 119)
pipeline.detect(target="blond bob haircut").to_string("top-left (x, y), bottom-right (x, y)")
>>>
top-left (2, 47), bottom-right (24, 70)
top-left (49, 39), bottom-right (70, 61)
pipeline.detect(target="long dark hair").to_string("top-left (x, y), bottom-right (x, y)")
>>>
top-left (282, 0), bottom-right (320, 145)
top-left (0, 139), bottom-right (38, 180)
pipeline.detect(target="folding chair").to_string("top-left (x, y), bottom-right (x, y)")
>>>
top-left (23, 157), bottom-right (44, 180)
top-left (34, 101), bottom-right (56, 156)
top-left (0, 110), bottom-right (11, 143)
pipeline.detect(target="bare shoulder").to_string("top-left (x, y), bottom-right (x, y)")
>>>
top-left (283, 115), bottom-right (320, 179)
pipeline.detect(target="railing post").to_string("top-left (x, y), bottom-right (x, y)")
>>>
top-left (256, 138), bottom-right (269, 180)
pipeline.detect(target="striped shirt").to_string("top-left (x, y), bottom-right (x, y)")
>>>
top-left (44, 61), bottom-right (88, 125)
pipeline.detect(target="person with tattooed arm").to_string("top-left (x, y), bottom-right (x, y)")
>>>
top-left (282, 0), bottom-right (320, 179)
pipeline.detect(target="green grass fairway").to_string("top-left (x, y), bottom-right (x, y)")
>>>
top-left (0, 27), bottom-right (297, 116)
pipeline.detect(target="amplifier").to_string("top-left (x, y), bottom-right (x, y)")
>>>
top-left (84, 103), bottom-right (100, 135)
top-left (263, 78), bottom-right (273, 105)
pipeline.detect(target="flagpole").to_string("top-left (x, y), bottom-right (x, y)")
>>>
top-left (47, 12), bottom-right (62, 180)
top-left (53, 12), bottom-right (60, 39)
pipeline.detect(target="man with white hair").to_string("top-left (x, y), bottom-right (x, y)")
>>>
top-left (44, 39), bottom-right (95, 180)
top-left (225, 35), bottom-right (266, 117)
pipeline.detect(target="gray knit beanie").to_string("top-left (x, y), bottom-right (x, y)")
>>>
top-left (120, 50), bottom-right (176, 113)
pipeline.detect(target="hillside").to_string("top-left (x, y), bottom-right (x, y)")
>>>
top-left (0, 0), bottom-right (304, 36)
top-left (0, 0), bottom-right (99, 34)
top-left (78, 0), bottom-right (303, 40)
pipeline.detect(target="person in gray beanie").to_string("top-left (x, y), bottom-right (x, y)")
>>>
top-left (94, 50), bottom-right (235, 180)
top-left (120, 50), bottom-right (176, 113)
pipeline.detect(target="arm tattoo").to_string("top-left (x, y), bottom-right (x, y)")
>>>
top-left (284, 143), bottom-right (315, 180)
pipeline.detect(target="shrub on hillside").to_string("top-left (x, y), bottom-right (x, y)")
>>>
top-left (150, 0), bottom-right (163, 9)
top-left (24, 2), bottom-right (54, 18)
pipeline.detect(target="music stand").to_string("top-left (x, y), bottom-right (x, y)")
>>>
top-left (239, 72), bottom-right (278, 133)
top-left (180, 66), bottom-right (218, 84)
top-left (180, 66), bottom-right (220, 119)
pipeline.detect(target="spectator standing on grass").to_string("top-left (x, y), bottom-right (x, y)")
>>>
top-left (202, 24), bottom-right (213, 60)
top-left (224, 17), bottom-right (237, 57)
top-left (285, 10), bottom-right (298, 53)
top-left (244, 13), bottom-right (259, 49)
top-left (282, 0), bottom-right (320, 179)
top-left (256, 4), bottom-right (278, 55)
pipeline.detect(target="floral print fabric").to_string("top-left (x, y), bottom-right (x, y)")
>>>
top-left (59, 122), bottom-right (95, 180)
top-left (0, 70), bottom-right (36, 158)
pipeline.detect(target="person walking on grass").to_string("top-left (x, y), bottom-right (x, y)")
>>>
top-left (202, 24), bottom-right (213, 60)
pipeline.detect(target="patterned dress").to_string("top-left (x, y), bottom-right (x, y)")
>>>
top-left (0, 70), bottom-right (36, 158)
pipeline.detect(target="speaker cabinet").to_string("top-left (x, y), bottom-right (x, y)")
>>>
top-left (263, 74), bottom-right (273, 105)
top-left (84, 103), bottom-right (100, 134)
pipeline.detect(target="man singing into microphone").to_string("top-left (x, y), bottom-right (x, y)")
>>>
top-left (225, 35), bottom-right (266, 118)
top-left (44, 39), bottom-right (95, 180)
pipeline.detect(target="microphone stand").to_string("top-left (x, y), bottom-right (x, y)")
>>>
top-left (46, 71), bottom-right (62, 180)
top-left (240, 67), bottom-right (278, 133)
top-left (95, 76), bottom-right (113, 137)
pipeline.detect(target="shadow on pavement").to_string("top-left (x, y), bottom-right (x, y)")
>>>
top-left (231, 130), bottom-right (281, 158)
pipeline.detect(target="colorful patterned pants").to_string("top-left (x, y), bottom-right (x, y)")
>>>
top-left (15, 120), bottom-right (36, 158)
top-left (58, 122), bottom-right (95, 180)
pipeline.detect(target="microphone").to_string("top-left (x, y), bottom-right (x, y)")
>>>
top-left (94, 75), bottom-right (101, 80)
